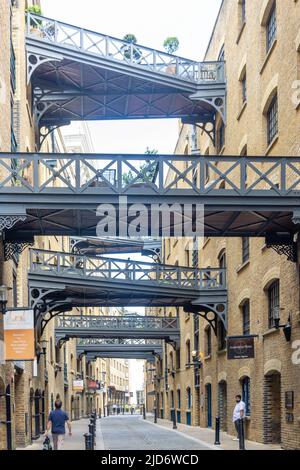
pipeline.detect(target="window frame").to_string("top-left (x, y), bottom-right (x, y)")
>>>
top-left (241, 377), bottom-right (251, 416)
top-left (266, 3), bottom-right (277, 53)
top-left (242, 300), bottom-right (250, 336)
top-left (267, 94), bottom-right (278, 145)
top-left (268, 279), bottom-right (280, 328)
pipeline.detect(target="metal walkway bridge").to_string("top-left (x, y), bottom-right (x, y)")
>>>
top-left (75, 338), bottom-right (163, 360)
top-left (1, 154), bottom-right (300, 245)
top-left (70, 236), bottom-right (161, 261)
top-left (28, 249), bottom-right (227, 335)
top-left (25, 13), bottom-right (225, 135)
top-left (54, 314), bottom-right (180, 345)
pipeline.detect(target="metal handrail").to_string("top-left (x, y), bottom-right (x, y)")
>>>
top-left (26, 13), bottom-right (225, 84)
top-left (29, 248), bottom-right (227, 290)
top-left (1, 153), bottom-right (299, 197)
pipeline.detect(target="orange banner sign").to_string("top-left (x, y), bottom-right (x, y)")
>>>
top-left (4, 309), bottom-right (35, 361)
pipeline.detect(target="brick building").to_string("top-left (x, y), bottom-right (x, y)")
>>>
top-left (146, 0), bottom-right (300, 450)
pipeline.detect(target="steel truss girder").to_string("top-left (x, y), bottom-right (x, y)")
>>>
top-left (70, 236), bottom-right (162, 263)
top-left (2, 153), bottom-right (300, 239)
top-left (25, 13), bottom-right (225, 132)
top-left (184, 301), bottom-right (227, 335)
top-left (265, 233), bottom-right (298, 263)
top-left (53, 314), bottom-right (180, 343)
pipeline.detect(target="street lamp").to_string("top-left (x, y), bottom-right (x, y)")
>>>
top-left (0, 285), bottom-right (11, 314)
top-left (37, 339), bottom-right (48, 363)
top-left (274, 312), bottom-right (292, 342)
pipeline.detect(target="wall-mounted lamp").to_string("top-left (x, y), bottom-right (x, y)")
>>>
top-left (274, 312), bottom-right (292, 342)
top-left (37, 339), bottom-right (48, 363)
top-left (0, 285), bottom-right (12, 314)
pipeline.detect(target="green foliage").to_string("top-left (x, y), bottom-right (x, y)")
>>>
top-left (163, 37), bottom-right (179, 54)
top-left (122, 148), bottom-right (158, 186)
top-left (122, 34), bottom-right (141, 62)
top-left (26, 5), bottom-right (43, 27)
top-left (123, 34), bottom-right (137, 44)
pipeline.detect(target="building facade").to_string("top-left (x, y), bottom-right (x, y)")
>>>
top-left (146, 0), bottom-right (300, 450)
top-left (0, 0), bottom-right (131, 449)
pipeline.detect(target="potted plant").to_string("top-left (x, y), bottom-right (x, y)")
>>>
top-left (121, 34), bottom-right (142, 63)
top-left (25, 5), bottom-right (42, 34)
top-left (163, 37), bottom-right (179, 75)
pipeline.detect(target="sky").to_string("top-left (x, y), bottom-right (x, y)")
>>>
top-left (41, 0), bottom-right (222, 393)
top-left (42, 0), bottom-right (222, 154)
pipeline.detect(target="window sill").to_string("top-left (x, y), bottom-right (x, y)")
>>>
top-left (262, 328), bottom-right (280, 338)
top-left (218, 145), bottom-right (226, 156)
top-left (237, 101), bottom-right (247, 121)
top-left (236, 21), bottom-right (246, 45)
top-left (202, 237), bottom-right (211, 249)
top-left (260, 39), bottom-right (277, 75)
top-left (236, 259), bottom-right (250, 274)
top-left (217, 348), bottom-right (227, 356)
top-left (265, 135), bottom-right (279, 155)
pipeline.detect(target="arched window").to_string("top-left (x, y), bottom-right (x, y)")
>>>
top-left (186, 340), bottom-right (191, 366)
top-left (268, 280), bottom-right (280, 328)
top-left (177, 389), bottom-right (181, 409)
top-left (266, 2), bottom-right (276, 52)
top-left (205, 326), bottom-right (212, 356)
top-left (267, 94), bottom-right (278, 145)
top-left (242, 300), bottom-right (250, 335)
top-left (186, 387), bottom-right (192, 409)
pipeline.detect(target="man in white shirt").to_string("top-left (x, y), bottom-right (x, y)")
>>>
top-left (232, 394), bottom-right (245, 441)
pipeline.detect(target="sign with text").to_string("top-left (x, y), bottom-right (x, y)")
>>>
top-left (73, 379), bottom-right (84, 392)
top-left (4, 309), bottom-right (35, 361)
top-left (87, 380), bottom-right (98, 390)
top-left (227, 336), bottom-right (255, 360)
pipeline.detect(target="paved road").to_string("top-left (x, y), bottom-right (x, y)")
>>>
top-left (99, 415), bottom-right (212, 450)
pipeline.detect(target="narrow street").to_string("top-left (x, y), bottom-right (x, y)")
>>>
top-left (20, 415), bottom-right (213, 451)
top-left (99, 415), bottom-right (211, 450)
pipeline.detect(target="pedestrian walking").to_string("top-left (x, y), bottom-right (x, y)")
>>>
top-left (45, 399), bottom-right (72, 450)
top-left (232, 394), bottom-right (245, 441)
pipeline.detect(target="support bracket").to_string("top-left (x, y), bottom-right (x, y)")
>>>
top-left (184, 302), bottom-right (227, 335)
top-left (265, 234), bottom-right (298, 263)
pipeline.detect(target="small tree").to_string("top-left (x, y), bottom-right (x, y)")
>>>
top-left (122, 148), bottom-right (158, 186)
top-left (163, 37), bottom-right (179, 55)
top-left (122, 34), bottom-right (141, 62)
top-left (26, 5), bottom-right (43, 27)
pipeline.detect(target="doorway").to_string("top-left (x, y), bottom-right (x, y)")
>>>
top-left (205, 383), bottom-right (212, 427)
top-left (263, 372), bottom-right (281, 444)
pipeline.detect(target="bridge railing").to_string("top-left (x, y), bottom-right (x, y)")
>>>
top-left (29, 248), bottom-right (226, 290)
top-left (26, 13), bottom-right (225, 84)
top-left (56, 314), bottom-right (179, 331)
top-left (1, 153), bottom-right (300, 196)
top-left (77, 338), bottom-right (162, 346)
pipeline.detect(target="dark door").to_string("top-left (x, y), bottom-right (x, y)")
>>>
top-left (5, 385), bottom-right (12, 450)
top-left (206, 384), bottom-right (212, 427)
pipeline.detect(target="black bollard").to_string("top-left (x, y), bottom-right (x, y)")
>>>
top-left (154, 407), bottom-right (157, 424)
top-left (99, 408), bottom-right (101, 419)
top-left (214, 417), bottom-right (221, 445)
top-left (238, 419), bottom-right (245, 450)
top-left (122, 407), bottom-right (124, 415)
top-left (172, 409), bottom-right (177, 430)
top-left (143, 404), bottom-right (146, 420)
top-left (103, 406), bottom-right (106, 417)
top-left (84, 432), bottom-right (92, 450)
top-left (88, 423), bottom-right (95, 449)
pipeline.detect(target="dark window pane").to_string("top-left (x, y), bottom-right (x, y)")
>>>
top-left (267, 95), bottom-right (278, 145)
top-left (268, 280), bottom-right (279, 328)
top-left (242, 301), bottom-right (250, 335)
top-left (266, 5), bottom-right (277, 52)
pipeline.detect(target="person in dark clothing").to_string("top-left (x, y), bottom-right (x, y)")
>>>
top-left (45, 399), bottom-right (72, 450)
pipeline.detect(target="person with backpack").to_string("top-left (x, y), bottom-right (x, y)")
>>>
top-left (45, 399), bottom-right (72, 450)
